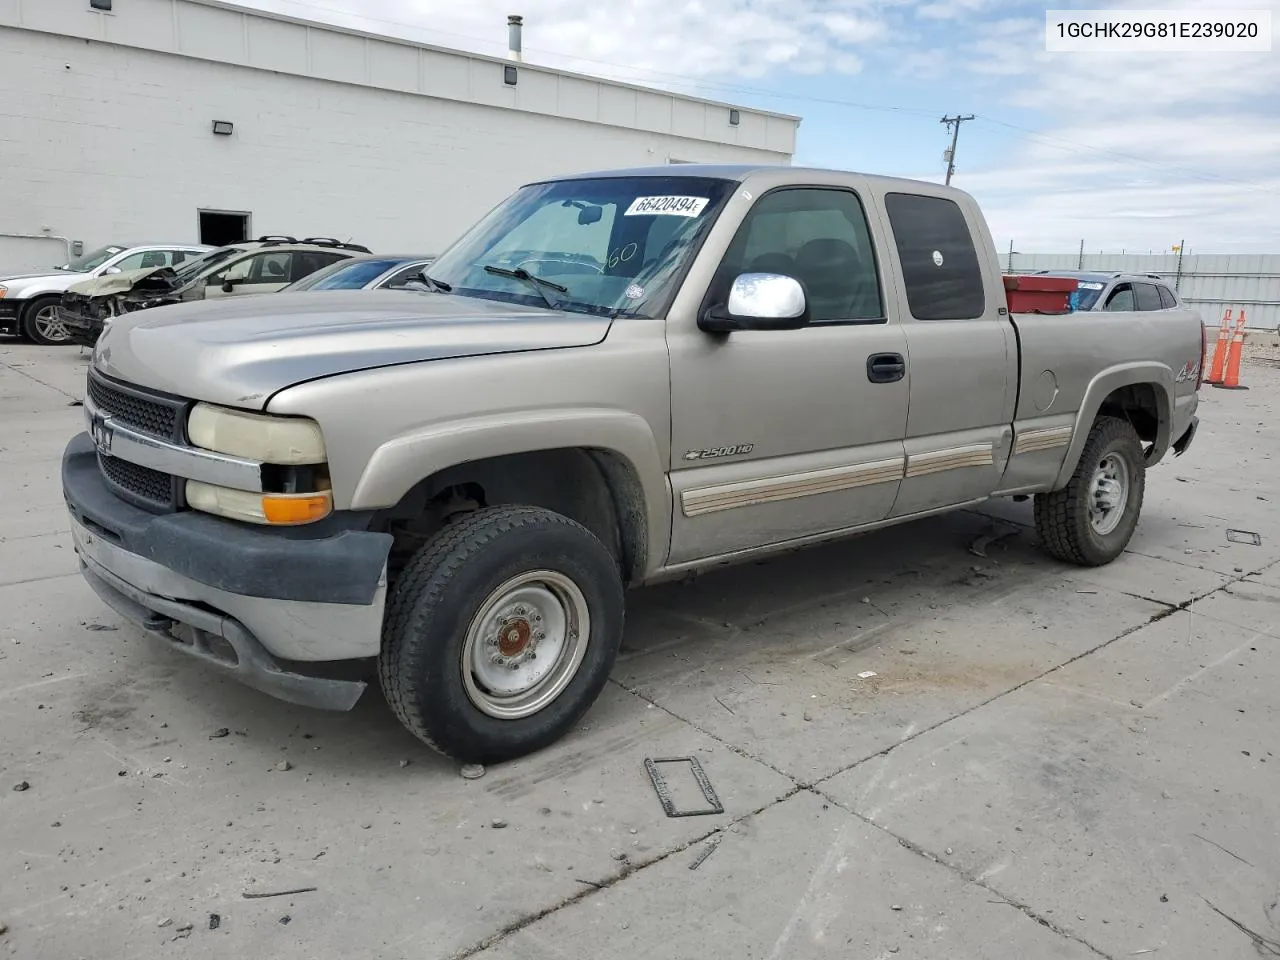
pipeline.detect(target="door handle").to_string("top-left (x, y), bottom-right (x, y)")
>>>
top-left (866, 352), bottom-right (906, 384)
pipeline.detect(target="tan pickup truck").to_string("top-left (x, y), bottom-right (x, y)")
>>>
top-left (64, 164), bottom-right (1203, 762)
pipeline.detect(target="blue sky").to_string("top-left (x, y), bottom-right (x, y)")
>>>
top-left (236, 0), bottom-right (1279, 253)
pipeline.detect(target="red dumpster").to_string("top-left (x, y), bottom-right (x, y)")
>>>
top-left (1003, 274), bottom-right (1077, 314)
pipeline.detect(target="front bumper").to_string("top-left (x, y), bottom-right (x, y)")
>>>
top-left (59, 303), bottom-right (103, 348)
top-left (0, 298), bottom-right (23, 335)
top-left (63, 433), bottom-right (394, 710)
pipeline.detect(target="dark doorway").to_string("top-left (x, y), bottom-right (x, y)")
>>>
top-left (199, 210), bottom-right (250, 247)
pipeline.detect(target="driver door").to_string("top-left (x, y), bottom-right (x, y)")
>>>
top-left (665, 183), bottom-right (910, 565)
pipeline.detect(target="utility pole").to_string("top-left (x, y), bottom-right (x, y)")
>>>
top-left (940, 114), bottom-right (975, 185)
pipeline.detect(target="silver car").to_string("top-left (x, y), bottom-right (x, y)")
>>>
top-left (0, 243), bottom-right (213, 344)
top-left (1028, 270), bottom-right (1184, 313)
top-left (283, 255), bottom-right (436, 292)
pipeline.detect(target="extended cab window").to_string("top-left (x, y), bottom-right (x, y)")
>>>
top-left (1157, 285), bottom-right (1178, 309)
top-left (713, 187), bottom-right (883, 323)
top-left (884, 193), bottom-right (985, 321)
top-left (1134, 283), bottom-right (1163, 311)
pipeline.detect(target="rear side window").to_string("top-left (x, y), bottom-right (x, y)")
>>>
top-left (1134, 283), bottom-right (1163, 311)
top-left (1157, 285), bottom-right (1177, 309)
top-left (884, 193), bottom-right (985, 320)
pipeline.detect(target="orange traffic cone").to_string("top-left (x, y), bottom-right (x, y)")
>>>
top-left (1213, 309), bottom-right (1248, 390)
top-left (1204, 308), bottom-right (1234, 385)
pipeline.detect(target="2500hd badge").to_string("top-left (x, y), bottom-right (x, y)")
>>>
top-left (683, 444), bottom-right (754, 461)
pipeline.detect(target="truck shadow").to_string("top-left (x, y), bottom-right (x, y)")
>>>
top-left (154, 501), bottom-right (1056, 775)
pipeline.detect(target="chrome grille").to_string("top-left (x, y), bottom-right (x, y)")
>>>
top-left (87, 370), bottom-right (189, 512)
top-left (87, 371), bottom-right (183, 440)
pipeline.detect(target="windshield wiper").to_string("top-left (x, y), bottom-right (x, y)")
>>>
top-left (483, 264), bottom-right (567, 309)
top-left (416, 271), bottom-right (452, 293)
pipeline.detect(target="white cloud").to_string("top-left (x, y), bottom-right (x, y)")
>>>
top-left (232, 0), bottom-right (897, 83)
top-left (224, 0), bottom-right (1280, 252)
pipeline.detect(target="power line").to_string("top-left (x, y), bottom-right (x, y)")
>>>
top-left (940, 114), bottom-right (975, 185)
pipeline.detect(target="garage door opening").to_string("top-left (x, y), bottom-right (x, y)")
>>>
top-left (199, 210), bottom-right (250, 247)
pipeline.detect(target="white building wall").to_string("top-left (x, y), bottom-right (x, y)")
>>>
top-left (0, 0), bottom-right (798, 271)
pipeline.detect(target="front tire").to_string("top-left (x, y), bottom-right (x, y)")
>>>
top-left (1034, 416), bottom-right (1145, 566)
top-left (21, 296), bottom-right (71, 345)
top-left (379, 505), bottom-right (625, 764)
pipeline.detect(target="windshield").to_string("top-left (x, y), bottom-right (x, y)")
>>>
top-left (1070, 279), bottom-right (1107, 311)
top-left (426, 176), bottom-right (735, 318)
top-left (289, 258), bottom-right (410, 291)
top-left (62, 245), bottom-right (125, 272)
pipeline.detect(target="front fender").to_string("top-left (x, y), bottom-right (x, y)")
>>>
top-left (350, 408), bottom-right (672, 575)
top-left (1054, 362), bottom-right (1175, 489)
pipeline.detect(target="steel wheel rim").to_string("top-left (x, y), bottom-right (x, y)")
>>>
top-left (1089, 453), bottom-right (1130, 535)
top-left (34, 305), bottom-right (71, 343)
top-left (461, 570), bottom-right (590, 720)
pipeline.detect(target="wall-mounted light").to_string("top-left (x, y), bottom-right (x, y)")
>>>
top-left (90, 0), bottom-right (112, 10)
top-left (212, 120), bottom-right (234, 136)
top-left (503, 65), bottom-right (518, 86)
top-left (729, 109), bottom-right (740, 126)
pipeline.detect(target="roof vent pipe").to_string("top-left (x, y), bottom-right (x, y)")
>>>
top-left (507, 15), bottom-right (523, 62)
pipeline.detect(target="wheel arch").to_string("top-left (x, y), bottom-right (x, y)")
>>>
top-left (355, 410), bottom-right (669, 584)
top-left (1054, 364), bottom-right (1175, 489)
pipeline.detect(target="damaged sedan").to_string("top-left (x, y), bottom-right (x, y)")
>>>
top-left (60, 236), bottom-right (370, 347)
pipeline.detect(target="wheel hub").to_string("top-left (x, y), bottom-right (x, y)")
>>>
top-left (497, 617), bottom-right (532, 657)
top-left (1088, 453), bottom-right (1130, 535)
top-left (462, 575), bottom-right (590, 719)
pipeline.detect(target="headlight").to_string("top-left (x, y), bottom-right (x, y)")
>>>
top-left (187, 403), bottom-right (326, 464)
top-left (185, 481), bottom-right (332, 526)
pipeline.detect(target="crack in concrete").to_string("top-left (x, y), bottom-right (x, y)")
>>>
top-left (450, 555), bottom-right (1280, 959)
top-left (447, 781), bottom-right (805, 960)
top-left (0, 356), bottom-right (82, 402)
top-left (816, 799), bottom-right (1116, 960)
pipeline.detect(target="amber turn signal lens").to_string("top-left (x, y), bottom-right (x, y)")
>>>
top-left (261, 492), bottom-right (332, 525)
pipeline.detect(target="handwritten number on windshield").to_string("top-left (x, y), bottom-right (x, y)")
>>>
top-left (606, 243), bottom-right (638, 269)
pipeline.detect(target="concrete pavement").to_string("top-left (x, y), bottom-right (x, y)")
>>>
top-left (2, 341), bottom-right (1276, 960)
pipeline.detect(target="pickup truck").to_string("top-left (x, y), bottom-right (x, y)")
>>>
top-left (63, 164), bottom-right (1203, 764)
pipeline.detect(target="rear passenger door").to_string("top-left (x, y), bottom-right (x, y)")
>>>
top-left (877, 191), bottom-right (1018, 517)
top-left (666, 183), bottom-right (910, 564)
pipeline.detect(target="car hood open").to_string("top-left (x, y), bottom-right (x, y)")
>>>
top-left (92, 290), bottom-right (613, 408)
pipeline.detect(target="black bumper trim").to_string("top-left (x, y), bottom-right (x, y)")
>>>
top-left (1173, 416), bottom-right (1198, 456)
top-left (81, 558), bottom-right (366, 711)
top-left (63, 432), bottom-right (392, 605)
top-left (0, 299), bottom-right (22, 334)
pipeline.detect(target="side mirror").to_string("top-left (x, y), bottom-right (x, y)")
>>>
top-left (221, 280), bottom-right (235, 293)
top-left (103, 266), bottom-right (122, 275)
top-left (699, 273), bottom-right (809, 334)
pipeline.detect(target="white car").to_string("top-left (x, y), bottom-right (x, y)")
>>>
top-left (0, 243), bottom-right (213, 345)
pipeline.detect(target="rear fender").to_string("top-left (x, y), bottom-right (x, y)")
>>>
top-left (1054, 362), bottom-right (1174, 488)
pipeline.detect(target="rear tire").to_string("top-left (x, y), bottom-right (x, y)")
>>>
top-left (21, 296), bottom-right (71, 345)
top-left (379, 505), bottom-right (625, 764)
top-left (1034, 416), bottom-right (1145, 566)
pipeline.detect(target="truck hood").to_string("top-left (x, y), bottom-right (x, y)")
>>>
top-left (93, 290), bottom-right (612, 408)
top-left (68, 266), bottom-right (173, 297)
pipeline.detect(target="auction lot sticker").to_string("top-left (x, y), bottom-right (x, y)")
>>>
top-left (625, 196), bottom-right (709, 217)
